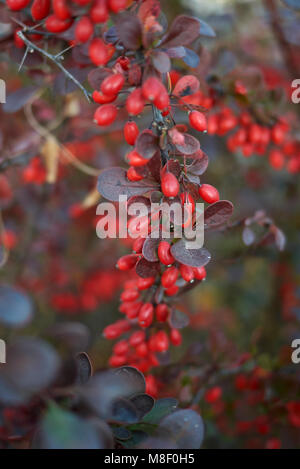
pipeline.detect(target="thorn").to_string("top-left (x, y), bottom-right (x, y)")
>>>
top-left (18, 46), bottom-right (30, 72)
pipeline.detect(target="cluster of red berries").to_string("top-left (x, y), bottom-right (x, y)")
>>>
top-left (9, 0), bottom-right (127, 47)
top-left (206, 107), bottom-right (300, 172)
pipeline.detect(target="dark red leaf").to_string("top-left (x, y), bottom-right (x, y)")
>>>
top-left (171, 240), bottom-right (211, 268)
top-left (115, 13), bottom-right (142, 50)
top-left (160, 15), bottom-right (200, 48)
top-left (204, 200), bottom-right (234, 230)
top-left (187, 152), bottom-right (209, 175)
top-left (142, 237), bottom-right (159, 262)
top-left (136, 130), bottom-right (159, 160)
top-left (175, 134), bottom-right (200, 155)
top-left (136, 258), bottom-right (160, 278)
top-left (88, 68), bottom-right (110, 90)
top-left (97, 167), bottom-right (159, 202)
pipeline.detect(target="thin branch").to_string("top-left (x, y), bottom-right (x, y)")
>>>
top-left (17, 31), bottom-right (91, 102)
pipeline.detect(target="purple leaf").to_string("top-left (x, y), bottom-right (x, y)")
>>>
top-left (158, 409), bottom-right (204, 449)
top-left (187, 152), bottom-right (209, 175)
top-left (171, 241), bottom-right (211, 268)
top-left (152, 50), bottom-right (171, 73)
top-left (204, 200), bottom-right (234, 230)
top-left (175, 134), bottom-right (200, 155)
top-left (97, 167), bottom-right (159, 202)
top-left (142, 237), bottom-right (159, 262)
top-left (3, 86), bottom-right (38, 113)
top-left (88, 68), bottom-right (110, 90)
top-left (136, 130), bottom-right (159, 160)
top-left (160, 15), bottom-right (201, 48)
top-left (182, 48), bottom-right (200, 68)
top-left (165, 46), bottom-right (186, 58)
top-left (136, 258), bottom-right (160, 278)
top-left (196, 18), bottom-right (216, 38)
top-left (169, 308), bottom-right (190, 329)
top-left (115, 13), bottom-right (142, 50)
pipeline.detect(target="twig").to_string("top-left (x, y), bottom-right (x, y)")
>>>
top-left (17, 31), bottom-right (91, 102)
top-left (24, 91), bottom-right (101, 177)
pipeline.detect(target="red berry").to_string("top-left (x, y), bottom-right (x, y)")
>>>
top-left (129, 330), bottom-right (145, 347)
top-left (6, 0), bottom-right (30, 11)
top-left (205, 386), bottom-right (222, 404)
top-left (165, 284), bottom-right (179, 296)
top-left (94, 104), bottom-right (117, 126)
top-left (198, 184), bottom-right (219, 204)
top-left (161, 266), bottom-right (179, 289)
top-left (53, 0), bottom-right (71, 20)
top-left (14, 29), bottom-right (25, 48)
top-left (170, 328), bottom-right (182, 346)
top-left (158, 241), bottom-right (175, 266)
top-left (101, 73), bottom-right (125, 96)
top-left (121, 289), bottom-right (139, 302)
top-left (193, 266), bottom-right (206, 280)
top-left (124, 121), bottom-right (139, 146)
top-left (154, 89), bottom-right (170, 110)
top-left (109, 355), bottom-right (127, 367)
top-left (45, 15), bottom-right (72, 33)
top-left (113, 340), bottom-right (129, 356)
top-left (132, 237), bottom-right (145, 254)
top-left (271, 124), bottom-right (285, 145)
top-left (127, 167), bottom-right (144, 181)
top-left (136, 342), bottom-right (148, 358)
top-left (117, 254), bottom-right (138, 271)
top-left (154, 331), bottom-right (169, 352)
top-left (75, 16), bottom-right (94, 43)
top-left (180, 192), bottom-right (195, 212)
top-left (161, 172), bottom-right (180, 198)
top-left (189, 111), bottom-right (207, 132)
top-left (138, 303), bottom-right (154, 328)
top-left (180, 264), bottom-right (194, 282)
top-left (91, 0), bottom-right (109, 23)
top-left (89, 38), bottom-right (109, 66)
top-left (155, 304), bottom-right (169, 322)
top-left (269, 149), bottom-right (284, 170)
top-left (31, 0), bottom-right (50, 20)
top-left (126, 88), bottom-right (145, 116)
top-left (137, 276), bottom-right (155, 290)
top-left (126, 150), bottom-right (148, 167)
top-left (142, 77), bottom-right (163, 101)
top-left (92, 91), bottom-right (116, 104)
top-left (108, 0), bottom-right (126, 13)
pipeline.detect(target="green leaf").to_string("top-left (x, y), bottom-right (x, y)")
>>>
top-left (143, 398), bottom-right (178, 424)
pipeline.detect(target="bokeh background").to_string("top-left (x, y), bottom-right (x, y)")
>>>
top-left (0, 0), bottom-right (300, 449)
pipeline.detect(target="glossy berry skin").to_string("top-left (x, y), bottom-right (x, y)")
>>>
top-left (126, 150), bottom-right (148, 167)
top-left (170, 328), bottom-right (182, 346)
top-left (14, 29), bottom-right (25, 48)
top-left (205, 386), bottom-right (222, 404)
top-left (161, 266), bottom-right (179, 289)
top-left (156, 304), bottom-right (169, 322)
top-left (132, 237), bottom-right (145, 254)
top-left (198, 184), bottom-right (220, 204)
top-left (189, 111), bottom-right (207, 132)
top-left (92, 91), bottom-right (116, 104)
top-left (101, 73), bottom-right (125, 97)
top-left (126, 88), bottom-right (145, 116)
top-left (31, 0), bottom-right (50, 20)
top-left (52, 0), bottom-right (71, 20)
top-left (158, 241), bottom-right (175, 266)
top-left (142, 77), bottom-right (163, 101)
top-left (94, 104), bottom-right (117, 126)
top-left (161, 172), bottom-right (180, 198)
top-left (120, 289), bottom-right (139, 302)
top-left (45, 15), bottom-right (72, 33)
top-left (75, 17), bottom-right (94, 43)
top-left (89, 38), bottom-right (109, 66)
top-left (124, 121), bottom-right (139, 146)
top-left (154, 331), bottom-right (169, 353)
top-left (129, 331), bottom-right (145, 347)
top-left (180, 264), bottom-right (194, 282)
top-left (6, 0), bottom-right (30, 10)
top-left (113, 340), bottom-right (129, 356)
top-left (154, 90), bottom-right (170, 111)
top-left (194, 266), bottom-right (206, 281)
top-left (165, 284), bottom-right (179, 296)
top-left (91, 0), bottom-right (109, 23)
top-left (108, 0), bottom-right (126, 13)
top-left (117, 254), bottom-right (138, 271)
top-left (138, 303), bottom-right (154, 328)
top-left (127, 167), bottom-right (144, 181)
top-left (137, 276), bottom-right (155, 290)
